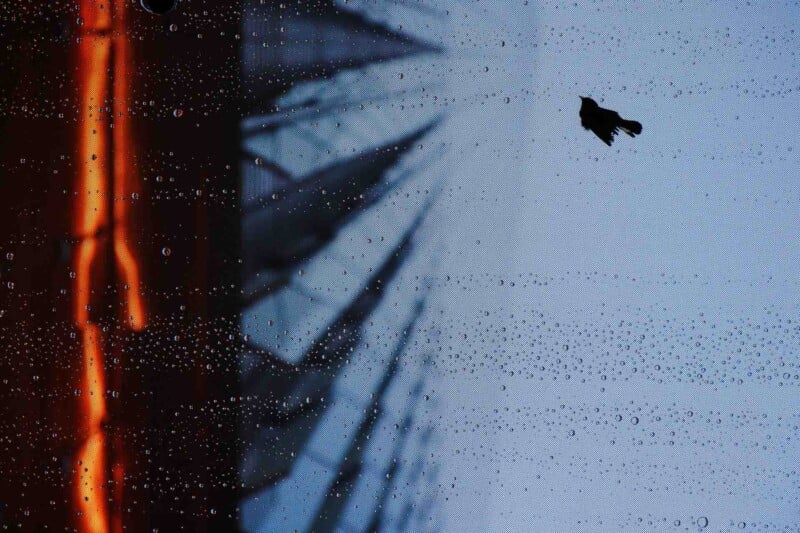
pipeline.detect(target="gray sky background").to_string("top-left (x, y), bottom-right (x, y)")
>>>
top-left (417, 1), bottom-right (800, 531)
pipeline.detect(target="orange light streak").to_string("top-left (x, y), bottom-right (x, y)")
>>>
top-left (112, 0), bottom-right (146, 332)
top-left (75, 324), bottom-right (109, 533)
top-left (80, 0), bottom-right (111, 30)
top-left (74, 1), bottom-right (148, 530)
top-left (113, 235), bottom-right (146, 330)
top-left (74, 31), bottom-right (111, 533)
top-left (74, 36), bottom-right (110, 327)
top-left (75, 1), bottom-right (147, 529)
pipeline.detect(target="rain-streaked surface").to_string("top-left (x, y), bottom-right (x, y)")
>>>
top-left (0, 0), bottom-right (798, 531)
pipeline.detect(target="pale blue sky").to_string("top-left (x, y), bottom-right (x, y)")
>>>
top-left (421, 1), bottom-right (800, 531)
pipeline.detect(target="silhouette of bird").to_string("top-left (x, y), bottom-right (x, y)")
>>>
top-left (579, 96), bottom-right (642, 146)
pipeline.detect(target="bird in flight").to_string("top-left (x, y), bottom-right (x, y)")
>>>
top-left (579, 96), bottom-right (642, 146)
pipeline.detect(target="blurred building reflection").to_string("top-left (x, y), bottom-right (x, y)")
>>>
top-left (237, 1), bottom-right (447, 531)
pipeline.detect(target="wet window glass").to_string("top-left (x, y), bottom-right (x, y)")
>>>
top-left (0, 0), bottom-right (798, 531)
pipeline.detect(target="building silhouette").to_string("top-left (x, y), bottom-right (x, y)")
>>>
top-left (237, 1), bottom-right (447, 531)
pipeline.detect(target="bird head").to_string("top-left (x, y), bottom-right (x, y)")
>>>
top-left (579, 95), bottom-right (596, 108)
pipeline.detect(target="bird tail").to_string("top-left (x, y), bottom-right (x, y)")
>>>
top-left (620, 119), bottom-right (642, 137)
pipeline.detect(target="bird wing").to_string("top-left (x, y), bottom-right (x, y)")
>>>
top-left (592, 124), bottom-right (616, 146)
